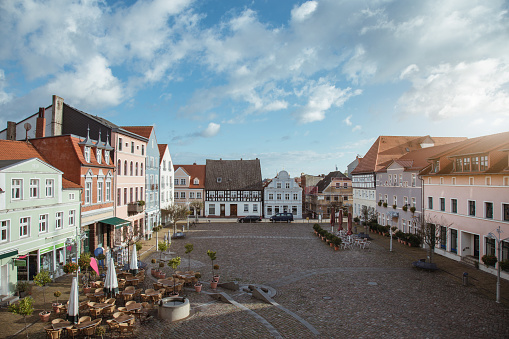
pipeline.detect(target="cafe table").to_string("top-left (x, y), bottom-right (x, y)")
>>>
top-left (75, 320), bottom-right (95, 330)
top-left (113, 314), bottom-right (134, 324)
top-left (52, 321), bottom-right (71, 330)
top-left (126, 302), bottom-right (142, 312)
top-left (91, 302), bottom-right (110, 309)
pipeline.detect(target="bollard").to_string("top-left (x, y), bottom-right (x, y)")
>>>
top-left (462, 272), bottom-right (468, 286)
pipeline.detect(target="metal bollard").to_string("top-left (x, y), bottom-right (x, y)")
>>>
top-left (462, 272), bottom-right (468, 286)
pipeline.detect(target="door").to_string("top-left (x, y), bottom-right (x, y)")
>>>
top-left (1, 265), bottom-right (8, 295)
top-left (474, 234), bottom-right (480, 259)
top-left (230, 204), bottom-right (237, 217)
top-left (220, 204), bottom-right (225, 217)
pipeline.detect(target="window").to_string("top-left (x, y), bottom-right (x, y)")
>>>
top-left (428, 197), bottom-right (433, 210)
top-left (267, 206), bottom-right (272, 215)
top-left (285, 183), bottom-right (290, 189)
top-left (97, 181), bottom-right (103, 203)
top-left (194, 178), bottom-right (199, 185)
top-left (45, 179), bottom-right (54, 197)
top-left (180, 179), bottom-right (186, 185)
top-left (174, 192), bottom-right (179, 199)
top-left (452, 177), bottom-right (456, 185)
top-left (174, 179), bottom-right (179, 186)
top-left (450, 229), bottom-right (458, 253)
top-left (485, 202), bottom-right (493, 219)
top-left (344, 182), bottom-right (348, 188)
top-left (480, 156), bottom-right (488, 171)
top-left (140, 164), bottom-right (143, 176)
top-left (393, 196), bottom-right (397, 205)
top-left (96, 148), bottom-right (102, 164)
top-left (135, 187), bottom-right (139, 201)
top-left (471, 156), bottom-right (479, 171)
top-left (84, 146), bottom-right (90, 162)
top-left (117, 188), bottom-right (121, 205)
top-left (277, 194), bottom-right (281, 200)
top-left (124, 188), bottom-right (127, 205)
top-left (39, 214), bottom-right (48, 233)
top-left (12, 179), bottom-right (22, 200)
top-left (244, 204), bottom-right (249, 212)
top-left (180, 192), bottom-right (185, 199)
top-left (117, 160), bottom-right (121, 175)
top-left (20, 217), bottom-right (30, 237)
top-left (118, 138), bottom-right (123, 151)
top-left (253, 204), bottom-right (258, 212)
top-left (131, 141), bottom-right (134, 153)
top-left (285, 193), bottom-right (290, 200)
top-left (140, 187), bottom-right (143, 200)
top-left (468, 201), bottom-right (476, 216)
top-left (141, 145), bottom-right (144, 155)
top-left (451, 199), bottom-right (458, 213)
top-left (197, 192), bottom-right (202, 199)
top-left (276, 183), bottom-right (281, 188)
top-left (85, 182), bottom-right (92, 204)
top-left (130, 162), bottom-right (133, 176)
top-left (55, 212), bottom-right (63, 229)
top-left (130, 187), bottom-right (133, 203)
top-left (463, 157), bottom-right (470, 171)
top-left (209, 204), bottom-right (216, 215)
top-left (486, 237), bottom-right (496, 256)
top-left (503, 204), bottom-right (509, 222)
top-left (411, 197), bottom-right (416, 207)
top-left (106, 181), bottom-right (111, 201)
top-left (469, 177), bottom-right (474, 185)
top-left (485, 177), bottom-right (491, 186)
top-left (69, 210), bottom-right (75, 226)
top-left (1, 220), bottom-right (9, 242)
top-left (275, 206), bottom-right (280, 214)
top-left (440, 226), bottom-right (447, 249)
top-left (440, 177), bottom-right (444, 185)
top-left (30, 179), bottom-right (39, 198)
top-left (455, 158), bottom-right (462, 172)
top-left (404, 196), bottom-right (408, 206)
top-left (105, 151), bottom-right (110, 164)
top-left (292, 206), bottom-right (298, 215)
top-left (293, 193), bottom-right (298, 200)
top-left (440, 198), bottom-right (445, 211)
top-left (268, 193), bottom-right (274, 200)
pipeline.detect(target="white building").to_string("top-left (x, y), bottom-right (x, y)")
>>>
top-left (264, 170), bottom-right (302, 218)
top-left (158, 144), bottom-right (174, 224)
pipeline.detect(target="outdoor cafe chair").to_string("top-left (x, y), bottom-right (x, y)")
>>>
top-left (79, 316), bottom-right (92, 323)
top-left (51, 318), bottom-right (66, 324)
top-left (140, 294), bottom-right (150, 302)
top-left (153, 282), bottom-right (163, 290)
top-left (106, 298), bottom-right (117, 304)
top-left (66, 326), bottom-right (80, 339)
top-left (361, 241), bottom-right (371, 250)
top-left (102, 304), bottom-right (116, 318)
top-left (45, 328), bottom-right (62, 339)
top-left (95, 288), bottom-right (104, 294)
top-left (106, 319), bottom-right (120, 335)
top-left (117, 306), bottom-right (128, 314)
top-left (90, 307), bottom-right (102, 319)
top-left (118, 324), bottom-right (135, 337)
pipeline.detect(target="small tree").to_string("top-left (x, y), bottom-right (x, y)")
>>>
top-left (162, 204), bottom-right (189, 235)
top-left (8, 296), bottom-right (34, 338)
top-left (207, 250), bottom-right (217, 281)
top-left (78, 252), bottom-right (91, 285)
top-left (185, 243), bottom-right (194, 272)
top-left (33, 270), bottom-right (52, 313)
top-left (135, 241), bottom-right (143, 254)
top-left (416, 215), bottom-right (452, 264)
top-left (54, 291), bottom-right (61, 304)
top-left (168, 257), bottom-right (181, 294)
top-left (190, 201), bottom-right (204, 220)
top-left (158, 241), bottom-right (168, 262)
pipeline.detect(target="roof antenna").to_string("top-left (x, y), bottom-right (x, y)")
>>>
top-left (24, 123), bottom-right (32, 142)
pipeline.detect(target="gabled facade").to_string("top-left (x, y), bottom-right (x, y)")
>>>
top-left (174, 164), bottom-right (206, 217)
top-left (263, 170), bottom-right (303, 218)
top-left (205, 159), bottom-right (262, 218)
top-left (122, 127), bottom-right (160, 237)
top-left (0, 150), bottom-right (81, 292)
top-left (158, 144), bottom-right (174, 224)
top-left (300, 173), bottom-right (325, 218)
top-left (307, 171), bottom-right (351, 219)
top-left (420, 131), bottom-right (509, 278)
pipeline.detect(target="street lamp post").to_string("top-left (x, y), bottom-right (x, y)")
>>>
top-left (487, 226), bottom-right (509, 304)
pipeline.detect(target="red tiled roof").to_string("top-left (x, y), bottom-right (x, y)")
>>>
top-left (121, 126), bottom-right (154, 139)
top-left (62, 177), bottom-right (82, 189)
top-left (174, 164), bottom-right (206, 189)
top-left (158, 144), bottom-right (167, 161)
top-left (0, 140), bottom-right (47, 161)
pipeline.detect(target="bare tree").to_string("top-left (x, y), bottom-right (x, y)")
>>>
top-left (162, 204), bottom-right (189, 235)
top-left (416, 214), bottom-right (453, 264)
top-left (190, 201), bottom-right (204, 221)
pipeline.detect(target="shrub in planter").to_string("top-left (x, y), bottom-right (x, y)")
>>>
top-left (378, 201), bottom-right (382, 206)
top-left (410, 206), bottom-right (416, 214)
top-left (482, 254), bottom-right (498, 267)
top-left (16, 281), bottom-right (31, 297)
top-left (402, 205), bottom-right (408, 212)
top-left (499, 259), bottom-right (509, 272)
top-left (392, 204), bottom-right (397, 209)
top-left (63, 262), bottom-right (79, 274)
top-left (353, 217), bottom-right (360, 223)
top-left (395, 230), bottom-right (404, 239)
top-left (383, 202), bottom-right (388, 208)
top-left (34, 270), bottom-right (52, 317)
top-left (407, 234), bottom-right (421, 247)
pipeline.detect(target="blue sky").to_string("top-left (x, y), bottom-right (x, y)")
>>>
top-left (1, 0), bottom-right (509, 178)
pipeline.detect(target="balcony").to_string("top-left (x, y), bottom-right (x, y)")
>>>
top-left (128, 202), bottom-right (145, 214)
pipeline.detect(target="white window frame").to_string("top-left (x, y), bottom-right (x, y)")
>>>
top-left (45, 179), bottom-right (54, 198)
top-left (190, 192), bottom-right (195, 199)
top-left (11, 179), bottom-right (22, 200)
top-left (285, 193), bottom-right (290, 200)
top-left (85, 181), bottom-right (92, 205)
top-left (197, 192), bottom-right (202, 199)
top-left (97, 180), bottom-right (103, 203)
top-left (55, 212), bottom-right (63, 229)
top-left (105, 180), bottom-right (111, 202)
top-left (105, 151), bottom-right (110, 164)
top-left (20, 217), bottom-right (30, 238)
top-left (84, 146), bottom-right (91, 162)
top-left (0, 220), bottom-right (9, 243)
top-left (209, 204), bottom-right (216, 215)
top-left (30, 179), bottom-right (39, 198)
top-left (244, 204), bottom-right (249, 212)
top-left (253, 204), bottom-right (258, 212)
top-left (285, 183), bottom-right (290, 189)
top-left (69, 210), bottom-right (76, 226)
top-left (96, 148), bottom-right (102, 164)
top-left (180, 179), bottom-right (186, 185)
top-left (39, 214), bottom-right (48, 233)
top-left (194, 178), bottom-right (199, 185)
top-left (293, 193), bottom-right (298, 200)
top-left (180, 192), bottom-right (186, 199)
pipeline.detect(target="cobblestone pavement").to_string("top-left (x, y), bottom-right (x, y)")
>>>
top-left (3, 221), bottom-right (509, 338)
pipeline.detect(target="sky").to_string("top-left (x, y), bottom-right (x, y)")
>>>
top-left (1, 0), bottom-right (508, 179)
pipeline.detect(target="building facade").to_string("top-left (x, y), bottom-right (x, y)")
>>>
top-left (158, 144), bottom-right (174, 224)
top-left (205, 159), bottom-right (262, 218)
top-left (263, 170), bottom-right (302, 218)
top-left (307, 171), bottom-right (352, 219)
top-left (174, 164), bottom-right (206, 217)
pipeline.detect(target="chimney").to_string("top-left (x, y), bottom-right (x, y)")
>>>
top-left (36, 107), bottom-right (46, 138)
top-left (51, 95), bottom-right (64, 136)
top-left (7, 121), bottom-right (16, 140)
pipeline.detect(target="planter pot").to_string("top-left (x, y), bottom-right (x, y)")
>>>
top-left (194, 284), bottom-right (202, 293)
top-left (408, 243), bottom-right (412, 247)
top-left (330, 243), bottom-right (333, 247)
top-left (213, 275), bottom-right (220, 283)
top-left (210, 280), bottom-right (218, 289)
top-left (151, 268), bottom-right (156, 276)
top-left (39, 311), bottom-right (51, 322)
top-left (52, 303), bottom-right (62, 313)
top-left (334, 246), bottom-right (339, 251)
top-left (159, 272), bottom-right (166, 279)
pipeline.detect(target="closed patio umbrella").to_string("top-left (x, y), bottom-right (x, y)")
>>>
top-left (67, 276), bottom-right (79, 324)
top-left (103, 257), bottom-right (119, 297)
top-left (347, 212), bottom-right (353, 235)
top-left (130, 244), bottom-right (138, 275)
top-left (338, 210), bottom-right (343, 231)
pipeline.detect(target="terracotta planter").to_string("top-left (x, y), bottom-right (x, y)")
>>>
top-left (408, 243), bottom-right (412, 247)
top-left (330, 243), bottom-right (333, 247)
top-left (194, 284), bottom-right (202, 293)
top-left (151, 268), bottom-right (156, 276)
top-left (83, 287), bottom-right (92, 294)
top-left (213, 275), bottom-right (220, 283)
top-left (159, 272), bottom-right (166, 279)
top-left (39, 311), bottom-right (51, 322)
top-left (334, 246), bottom-right (339, 251)
top-left (52, 303), bottom-right (62, 313)
top-left (210, 280), bottom-right (218, 289)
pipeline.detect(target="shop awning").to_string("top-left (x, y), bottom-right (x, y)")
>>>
top-left (100, 217), bottom-right (131, 229)
top-left (0, 249), bottom-right (18, 260)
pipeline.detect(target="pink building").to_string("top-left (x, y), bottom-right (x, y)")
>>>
top-left (420, 131), bottom-right (509, 278)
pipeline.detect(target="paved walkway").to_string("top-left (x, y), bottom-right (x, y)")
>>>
top-left (3, 221), bottom-right (509, 338)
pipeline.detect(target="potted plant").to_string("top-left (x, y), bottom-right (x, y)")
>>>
top-left (79, 252), bottom-right (91, 288)
top-left (378, 201), bottom-right (382, 206)
top-left (481, 254), bottom-right (498, 267)
top-left (52, 291), bottom-right (62, 313)
top-left (410, 206), bottom-right (416, 214)
top-left (16, 281), bottom-right (30, 298)
top-left (185, 243), bottom-right (194, 272)
top-left (96, 325), bottom-right (106, 339)
top-left (383, 202), bottom-right (388, 208)
top-left (137, 200), bottom-right (145, 206)
top-left (168, 257), bottom-right (182, 296)
top-left (8, 296), bottom-right (34, 338)
top-left (207, 250), bottom-right (218, 288)
top-left (392, 204), bottom-right (397, 209)
top-left (63, 262), bottom-right (79, 274)
top-left (333, 237), bottom-right (342, 251)
top-left (213, 264), bottom-right (220, 282)
top-left (500, 259), bottom-right (509, 272)
top-left (402, 205), bottom-right (408, 212)
top-left (33, 270), bottom-right (52, 321)
top-left (158, 241), bottom-right (168, 262)
top-left (158, 262), bottom-right (166, 278)
top-left (194, 273), bottom-right (202, 293)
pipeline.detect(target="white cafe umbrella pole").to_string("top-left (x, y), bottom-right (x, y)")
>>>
top-left (67, 277), bottom-right (79, 324)
top-left (130, 244), bottom-right (138, 275)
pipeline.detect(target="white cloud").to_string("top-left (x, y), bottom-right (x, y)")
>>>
top-left (343, 115), bottom-right (353, 126)
top-left (352, 125), bottom-right (362, 132)
top-left (0, 69), bottom-right (12, 105)
top-left (291, 1), bottom-right (318, 22)
top-left (200, 122), bottom-right (221, 137)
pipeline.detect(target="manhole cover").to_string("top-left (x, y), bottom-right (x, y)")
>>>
top-left (367, 282), bottom-right (378, 286)
top-left (322, 296), bottom-right (332, 300)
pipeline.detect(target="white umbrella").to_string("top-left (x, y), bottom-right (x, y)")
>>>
top-left (130, 244), bottom-right (139, 275)
top-left (67, 276), bottom-right (79, 324)
top-left (103, 257), bottom-right (119, 297)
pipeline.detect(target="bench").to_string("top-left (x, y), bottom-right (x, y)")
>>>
top-left (412, 261), bottom-right (438, 271)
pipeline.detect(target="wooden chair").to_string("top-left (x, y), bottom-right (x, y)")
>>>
top-left (79, 316), bottom-right (91, 324)
top-left (112, 312), bottom-right (123, 319)
top-left (81, 324), bottom-right (96, 339)
top-left (117, 324), bottom-right (135, 337)
top-left (102, 304), bottom-right (116, 318)
top-left (117, 306), bottom-right (128, 314)
top-left (125, 300), bottom-right (136, 307)
top-left (90, 307), bottom-right (102, 319)
top-left (95, 288), bottom-right (103, 294)
top-left (66, 327), bottom-right (80, 339)
top-left (105, 298), bottom-right (116, 304)
top-left (49, 328), bottom-right (62, 339)
top-left (79, 301), bottom-right (90, 314)
top-left (106, 319), bottom-right (120, 338)
top-left (153, 282), bottom-right (163, 290)
top-left (134, 289), bottom-right (142, 301)
top-left (140, 294), bottom-right (150, 302)
top-left (51, 318), bottom-right (66, 324)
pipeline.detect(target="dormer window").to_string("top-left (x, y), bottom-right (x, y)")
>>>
top-left (105, 151), bottom-right (110, 164)
top-left (433, 160), bottom-right (439, 173)
top-left (84, 147), bottom-right (91, 162)
top-left (194, 178), bottom-right (199, 185)
top-left (96, 148), bottom-right (102, 164)
top-left (217, 177), bottom-right (222, 183)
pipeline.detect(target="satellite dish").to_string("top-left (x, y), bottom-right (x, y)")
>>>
top-left (24, 123), bottom-right (32, 131)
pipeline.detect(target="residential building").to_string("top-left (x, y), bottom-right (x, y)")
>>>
top-left (158, 144), bottom-right (174, 225)
top-left (307, 171), bottom-right (352, 218)
top-left (122, 127), bottom-right (160, 237)
top-left (174, 164), bottom-right (206, 217)
top-left (300, 173), bottom-right (325, 218)
top-left (347, 156), bottom-right (361, 179)
top-left (0, 140), bottom-right (81, 292)
top-left (205, 159), bottom-right (262, 218)
top-left (263, 170), bottom-right (303, 218)
top-left (420, 131), bottom-right (509, 277)
top-left (352, 135), bottom-right (466, 220)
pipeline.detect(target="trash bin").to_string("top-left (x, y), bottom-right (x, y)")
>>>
top-left (462, 272), bottom-right (468, 286)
